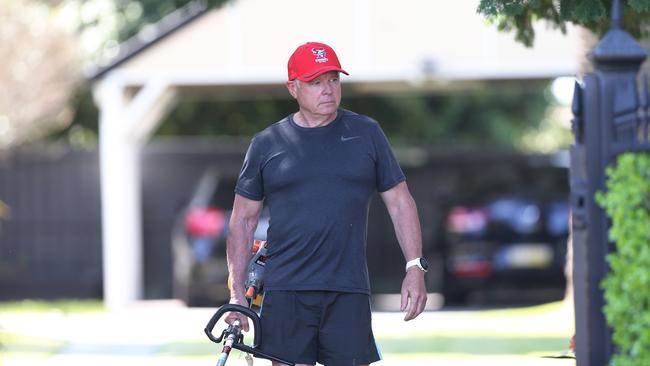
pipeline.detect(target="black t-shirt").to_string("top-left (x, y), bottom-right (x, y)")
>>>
top-left (235, 109), bottom-right (405, 294)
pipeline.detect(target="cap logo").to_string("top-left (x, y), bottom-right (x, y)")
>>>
top-left (311, 47), bottom-right (329, 63)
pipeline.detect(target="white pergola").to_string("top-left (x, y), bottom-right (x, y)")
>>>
top-left (90, 0), bottom-right (585, 310)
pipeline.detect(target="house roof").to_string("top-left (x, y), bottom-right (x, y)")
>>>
top-left (86, 0), bottom-right (211, 81)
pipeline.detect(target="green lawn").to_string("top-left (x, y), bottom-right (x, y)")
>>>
top-left (156, 334), bottom-right (571, 363)
top-left (0, 299), bottom-right (103, 314)
top-left (157, 301), bottom-right (575, 365)
top-left (0, 331), bottom-right (67, 365)
top-left (378, 335), bottom-right (567, 355)
top-left (0, 299), bottom-right (575, 365)
top-left (0, 300), bottom-right (102, 365)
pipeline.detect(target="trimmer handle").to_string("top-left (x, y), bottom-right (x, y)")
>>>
top-left (205, 304), bottom-right (295, 365)
top-left (204, 304), bottom-right (261, 347)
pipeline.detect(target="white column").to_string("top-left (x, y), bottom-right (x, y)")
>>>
top-left (94, 75), bottom-right (177, 310)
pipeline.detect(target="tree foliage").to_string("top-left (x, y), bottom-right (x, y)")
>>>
top-left (38, 0), bottom-right (228, 147)
top-left (478, 0), bottom-right (650, 46)
top-left (0, 1), bottom-right (80, 149)
top-left (156, 83), bottom-right (553, 150)
top-left (113, 0), bottom-right (227, 42)
top-left (48, 0), bottom-right (228, 61)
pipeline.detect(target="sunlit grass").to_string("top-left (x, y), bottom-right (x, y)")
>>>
top-left (0, 331), bottom-right (67, 365)
top-left (472, 301), bottom-right (568, 318)
top-left (0, 332), bottom-right (66, 353)
top-left (0, 299), bottom-right (575, 365)
top-left (378, 335), bottom-right (567, 355)
top-left (155, 301), bottom-right (574, 364)
top-left (0, 299), bottom-right (104, 314)
top-left (157, 334), bottom-right (569, 359)
top-left (0, 299), bottom-right (101, 364)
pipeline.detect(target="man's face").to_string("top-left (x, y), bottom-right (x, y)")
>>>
top-left (288, 71), bottom-right (342, 118)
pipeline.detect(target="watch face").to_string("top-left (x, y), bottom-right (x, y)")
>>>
top-left (419, 257), bottom-right (429, 270)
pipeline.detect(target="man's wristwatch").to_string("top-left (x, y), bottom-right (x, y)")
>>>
top-left (405, 257), bottom-right (429, 273)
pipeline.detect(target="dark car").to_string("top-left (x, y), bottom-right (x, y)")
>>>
top-left (171, 168), bottom-right (269, 306)
top-left (441, 192), bottom-right (569, 304)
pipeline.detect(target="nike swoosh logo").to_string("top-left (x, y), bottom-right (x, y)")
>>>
top-left (341, 136), bottom-right (361, 142)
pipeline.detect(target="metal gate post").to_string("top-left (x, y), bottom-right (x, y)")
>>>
top-left (570, 1), bottom-right (646, 365)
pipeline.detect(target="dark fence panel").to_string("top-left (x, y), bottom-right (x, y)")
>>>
top-left (0, 146), bottom-right (102, 299)
top-left (0, 139), bottom-right (569, 305)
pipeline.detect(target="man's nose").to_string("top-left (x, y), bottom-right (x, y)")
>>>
top-left (322, 81), bottom-right (333, 94)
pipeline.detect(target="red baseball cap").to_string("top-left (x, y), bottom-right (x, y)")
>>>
top-left (287, 42), bottom-right (349, 82)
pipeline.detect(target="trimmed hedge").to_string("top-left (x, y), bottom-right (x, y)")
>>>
top-left (596, 153), bottom-right (650, 366)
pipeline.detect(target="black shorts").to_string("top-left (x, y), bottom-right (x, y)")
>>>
top-left (257, 291), bottom-right (382, 365)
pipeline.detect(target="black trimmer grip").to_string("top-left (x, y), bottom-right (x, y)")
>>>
top-left (204, 304), bottom-right (261, 347)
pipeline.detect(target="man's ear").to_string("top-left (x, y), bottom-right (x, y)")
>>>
top-left (286, 81), bottom-right (298, 99)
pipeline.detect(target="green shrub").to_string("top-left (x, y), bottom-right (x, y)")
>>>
top-left (596, 153), bottom-right (650, 366)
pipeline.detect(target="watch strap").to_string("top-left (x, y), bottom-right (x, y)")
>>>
top-left (405, 258), bottom-right (425, 272)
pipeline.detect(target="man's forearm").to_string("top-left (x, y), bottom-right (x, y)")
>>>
top-left (382, 183), bottom-right (428, 320)
top-left (392, 193), bottom-right (423, 261)
top-left (226, 218), bottom-right (257, 300)
top-left (226, 195), bottom-right (263, 303)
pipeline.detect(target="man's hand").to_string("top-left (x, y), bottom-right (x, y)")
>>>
top-left (400, 268), bottom-right (427, 321)
top-left (225, 294), bottom-right (251, 331)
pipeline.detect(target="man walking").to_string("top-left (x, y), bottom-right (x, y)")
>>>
top-left (226, 41), bottom-right (427, 366)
